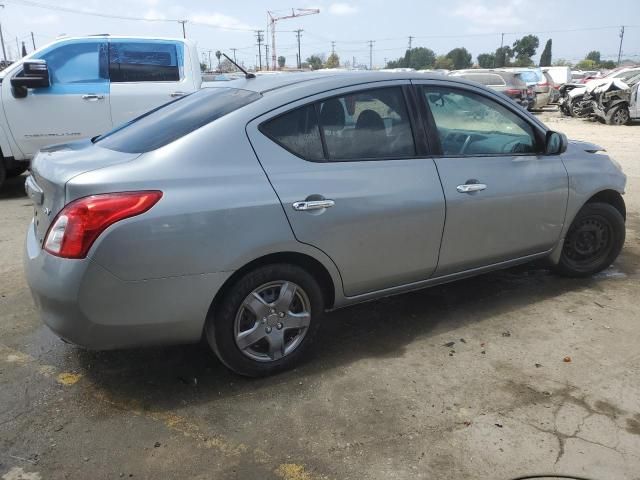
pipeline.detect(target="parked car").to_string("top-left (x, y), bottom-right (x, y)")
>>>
top-left (500, 67), bottom-right (550, 109)
top-left (544, 71), bottom-right (561, 103)
top-left (0, 35), bottom-right (205, 190)
top-left (560, 67), bottom-right (640, 117)
top-left (591, 73), bottom-right (640, 125)
top-left (448, 70), bottom-right (529, 107)
top-left (25, 72), bottom-right (627, 377)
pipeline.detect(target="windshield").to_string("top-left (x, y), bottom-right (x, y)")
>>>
top-left (95, 87), bottom-right (260, 153)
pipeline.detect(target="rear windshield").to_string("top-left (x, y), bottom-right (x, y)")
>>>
top-left (517, 71), bottom-right (542, 83)
top-left (95, 87), bottom-right (260, 153)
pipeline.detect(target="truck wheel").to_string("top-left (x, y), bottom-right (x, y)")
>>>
top-left (605, 105), bottom-right (630, 126)
top-left (553, 202), bottom-right (625, 278)
top-left (206, 264), bottom-right (324, 377)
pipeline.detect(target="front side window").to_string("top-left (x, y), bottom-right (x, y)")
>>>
top-left (109, 41), bottom-right (181, 82)
top-left (423, 86), bottom-right (537, 156)
top-left (318, 87), bottom-right (415, 160)
top-left (40, 41), bottom-right (108, 84)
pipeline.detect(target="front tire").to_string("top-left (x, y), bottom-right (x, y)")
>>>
top-left (554, 202), bottom-right (625, 278)
top-left (206, 264), bottom-right (324, 377)
top-left (605, 105), bottom-right (630, 126)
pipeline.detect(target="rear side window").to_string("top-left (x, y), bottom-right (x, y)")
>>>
top-left (260, 104), bottom-right (324, 161)
top-left (260, 86), bottom-right (416, 162)
top-left (96, 88), bottom-right (260, 153)
top-left (461, 74), bottom-right (506, 87)
top-left (109, 41), bottom-right (181, 82)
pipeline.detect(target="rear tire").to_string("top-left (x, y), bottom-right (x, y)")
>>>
top-left (554, 202), bottom-right (625, 278)
top-left (605, 105), bottom-right (630, 126)
top-left (206, 264), bottom-right (324, 377)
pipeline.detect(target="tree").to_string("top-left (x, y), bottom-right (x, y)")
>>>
top-left (446, 47), bottom-right (472, 70)
top-left (434, 55), bottom-right (454, 70)
top-left (512, 35), bottom-right (539, 66)
top-left (494, 46), bottom-right (513, 67)
top-left (306, 54), bottom-right (324, 70)
top-left (404, 47), bottom-right (436, 69)
top-left (586, 50), bottom-right (601, 64)
top-left (277, 56), bottom-right (286, 68)
top-left (575, 59), bottom-right (597, 70)
top-left (386, 47), bottom-right (436, 70)
top-left (325, 52), bottom-right (340, 68)
top-left (539, 39), bottom-right (552, 67)
top-left (477, 53), bottom-right (496, 68)
top-left (553, 58), bottom-right (571, 67)
top-left (600, 60), bottom-right (616, 69)
top-left (200, 62), bottom-right (208, 72)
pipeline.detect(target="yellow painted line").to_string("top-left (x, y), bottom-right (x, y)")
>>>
top-left (0, 343), bottom-right (328, 479)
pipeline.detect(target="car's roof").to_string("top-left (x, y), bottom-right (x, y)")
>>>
top-left (214, 71), bottom-right (447, 94)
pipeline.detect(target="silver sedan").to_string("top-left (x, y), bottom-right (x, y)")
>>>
top-left (24, 72), bottom-right (627, 376)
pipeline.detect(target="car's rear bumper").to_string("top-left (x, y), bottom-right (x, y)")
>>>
top-left (24, 220), bottom-right (231, 350)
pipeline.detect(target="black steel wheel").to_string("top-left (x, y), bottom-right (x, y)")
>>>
top-left (554, 202), bottom-right (625, 277)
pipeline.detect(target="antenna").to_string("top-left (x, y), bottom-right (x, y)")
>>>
top-left (222, 53), bottom-right (255, 79)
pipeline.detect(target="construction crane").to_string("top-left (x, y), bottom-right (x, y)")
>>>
top-left (268, 8), bottom-right (319, 70)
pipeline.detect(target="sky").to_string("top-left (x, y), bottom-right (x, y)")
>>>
top-left (0, 0), bottom-right (639, 69)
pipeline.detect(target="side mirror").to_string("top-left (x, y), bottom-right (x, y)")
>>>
top-left (11, 59), bottom-right (50, 98)
top-left (545, 130), bottom-right (568, 155)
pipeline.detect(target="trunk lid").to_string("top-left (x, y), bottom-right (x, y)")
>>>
top-left (27, 140), bottom-right (141, 246)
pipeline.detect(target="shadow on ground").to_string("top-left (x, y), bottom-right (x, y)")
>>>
top-left (0, 174), bottom-right (27, 200)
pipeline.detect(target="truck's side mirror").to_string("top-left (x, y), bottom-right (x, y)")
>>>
top-left (545, 130), bottom-right (568, 155)
top-left (10, 59), bottom-right (50, 98)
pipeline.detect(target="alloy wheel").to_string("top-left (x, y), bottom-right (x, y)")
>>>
top-left (234, 281), bottom-right (311, 362)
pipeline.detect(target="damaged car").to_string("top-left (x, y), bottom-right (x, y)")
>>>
top-left (591, 73), bottom-right (640, 125)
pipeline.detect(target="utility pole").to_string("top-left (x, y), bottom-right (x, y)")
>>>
top-left (295, 29), bottom-right (303, 68)
top-left (368, 40), bottom-right (374, 70)
top-left (0, 4), bottom-right (5, 64)
top-left (500, 32), bottom-right (504, 49)
top-left (231, 48), bottom-right (238, 64)
top-left (30, 31), bottom-right (35, 50)
top-left (265, 43), bottom-right (269, 71)
top-left (207, 50), bottom-right (213, 71)
top-left (15, 36), bottom-right (18, 57)
top-left (178, 20), bottom-right (187, 39)
top-left (408, 35), bottom-right (413, 50)
top-left (267, 8), bottom-right (319, 70)
top-left (331, 40), bottom-right (335, 55)
top-left (617, 25), bottom-right (625, 66)
top-left (255, 30), bottom-right (264, 71)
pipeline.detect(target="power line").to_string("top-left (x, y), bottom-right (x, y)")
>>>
top-left (4, 0), bottom-right (258, 31)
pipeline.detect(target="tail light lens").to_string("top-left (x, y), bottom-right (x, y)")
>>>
top-left (44, 191), bottom-right (163, 259)
top-left (504, 88), bottom-right (522, 96)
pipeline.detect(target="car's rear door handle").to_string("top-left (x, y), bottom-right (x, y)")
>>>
top-left (457, 183), bottom-right (487, 193)
top-left (292, 199), bottom-right (335, 211)
top-left (81, 94), bottom-right (104, 101)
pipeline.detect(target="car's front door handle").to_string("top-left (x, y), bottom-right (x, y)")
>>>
top-left (81, 94), bottom-right (104, 101)
top-left (292, 199), bottom-right (335, 211)
top-left (170, 91), bottom-right (188, 97)
top-left (457, 183), bottom-right (487, 193)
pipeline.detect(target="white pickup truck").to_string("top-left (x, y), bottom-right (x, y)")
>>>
top-left (0, 35), bottom-right (202, 188)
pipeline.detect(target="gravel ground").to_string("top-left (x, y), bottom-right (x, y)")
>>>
top-left (1, 109), bottom-right (639, 480)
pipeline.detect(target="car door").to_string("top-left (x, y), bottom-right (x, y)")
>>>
top-left (416, 82), bottom-right (568, 276)
top-left (108, 39), bottom-right (194, 125)
top-left (2, 39), bottom-right (111, 157)
top-left (246, 83), bottom-right (446, 297)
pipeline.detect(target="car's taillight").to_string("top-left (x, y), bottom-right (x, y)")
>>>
top-left (538, 82), bottom-right (549, 87)
top-left (504, 88), bottom-right (522, 96)
top-left (44, 191), bottom-right (163, 259)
